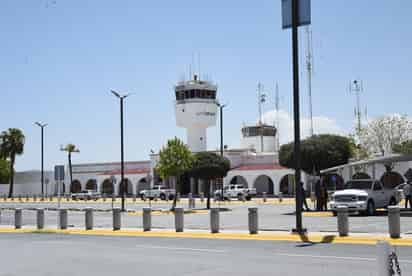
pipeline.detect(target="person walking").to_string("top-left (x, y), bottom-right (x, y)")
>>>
top-left (315, 179), bottom-right (322, 211)
top-left (320, 180), bottom-right (328, 211)
top-left (404, 181), bottom-right (412, 209)
top-left (300, 182), bottom-right (310, 211)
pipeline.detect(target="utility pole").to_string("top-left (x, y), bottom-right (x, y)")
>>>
top-left (35, 122), bottom-right (47, 196)
top-left (349, 79), bottom-right (363, 135)
top-left (291, 0), bottom-right (304, 234)
top-left (257, 83), bottom-right (266, 153)
top-left (218, 103), bottom-right (226, 200)
top-left (111, 90), bottom-right (132, 212)
top-left (306, 26), bottom-right (314, 137)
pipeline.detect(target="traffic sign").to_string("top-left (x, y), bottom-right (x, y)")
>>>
top-left (54, 165), bottom-right (65, 181)
top-left (281, 0), bottom-right (311, 29)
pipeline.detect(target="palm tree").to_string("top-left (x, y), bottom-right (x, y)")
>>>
top-left (61, 144), bottom-right (80, 190)
top-left (0, 129), bottom-right (25, 198)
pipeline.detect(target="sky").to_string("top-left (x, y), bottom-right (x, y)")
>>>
top-left (0, 0), bottom-right (411, 171)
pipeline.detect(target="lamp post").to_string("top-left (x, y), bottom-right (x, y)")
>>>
top-left (111, 90), bottom-right (131, 212)
top-left (35, 122), bottom-right (47, 196)
top-left (218, 103), bottom-right (227, 200)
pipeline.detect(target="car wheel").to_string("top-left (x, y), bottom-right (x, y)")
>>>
top-left (389, 197), bottom-right (397, 206)
top-left (237, 194), bottom-right (243, 201)
top-left (168, 194), bottom-right (174, 200)
top-left (245, 195), bottom-right (252, 201)
top-left (140, 194), bottom-right (146, 201)
top-left (160, 194), bottom-right (166, 201)
top-left (367, 200), bottom-right (375, 216)
top-left (332, 211), bottom-right (337, 217)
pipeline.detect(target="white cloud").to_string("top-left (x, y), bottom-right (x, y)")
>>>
top-left (261, 110), bottom-right (345, 144)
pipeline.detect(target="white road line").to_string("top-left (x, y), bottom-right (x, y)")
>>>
top-left (277, 253), bottom-right (412, 264)
top-left (136, 245), bottom-right (226, 253)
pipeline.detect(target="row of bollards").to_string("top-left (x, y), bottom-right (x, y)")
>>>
top-left (8, 207), bottom-right (260, 235)
top-left (336, 205), bottom-right (401, 238)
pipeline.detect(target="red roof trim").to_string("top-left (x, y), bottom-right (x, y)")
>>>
top-left (99, 168), bottom-right (150, 176)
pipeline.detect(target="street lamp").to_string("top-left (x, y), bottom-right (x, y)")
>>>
top-left (217, 103), bottom-right (227, 200)
top-left (35, 122), bottom-right (47, 196)
top-left (111, 90), bottom-right (132, 212)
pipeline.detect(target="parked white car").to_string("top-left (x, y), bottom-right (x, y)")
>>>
top-left (139, 186), bottom-right (176, 200)
top-left (330, 179), bottom-right (399, 216)
top-left (214, 184), bottom-right (257, 201)
top-left (71, 190), bottom-right (100, 201)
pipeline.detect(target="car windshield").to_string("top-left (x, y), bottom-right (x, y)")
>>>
top-left (345, 181), bottom-right (372, 190)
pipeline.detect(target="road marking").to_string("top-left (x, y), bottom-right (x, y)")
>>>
top-left (277, 253), bottom-right (412, 264)
top-left (136, 245), bottom-right (226, 253)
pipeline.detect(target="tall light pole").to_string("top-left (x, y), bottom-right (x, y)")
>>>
top-left (218, 103), bottom-right (227, 200)
top-left (35, 122), bottom-right (47, 196)
top-left (111, 90), bottom-right (131, 212)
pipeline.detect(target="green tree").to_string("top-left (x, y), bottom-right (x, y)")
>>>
top-left (156, 137), bottom-right (193, 210)
top-left (61, 144), bottom-right (80, 189)
top-left (393, 140), bottom-right (412, 155)
top-left (279, 134), bottom-right (353, 175)
top-left (189, 152), bottom-right (231, 209)
top-left (0, 128), bottom-right (25, 197)
top-left (0, 159), bottom-right (10, 184)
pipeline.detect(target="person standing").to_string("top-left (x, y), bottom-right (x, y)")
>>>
top-left (404, 182), bottom-right (412, 209)
top-left (300, 182), bottom-right (310, 211)
top-left (315, 179), bottom-right (322, 211)
top-left (321, 181), bottom-right (328, 211)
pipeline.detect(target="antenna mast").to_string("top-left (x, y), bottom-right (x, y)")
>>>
top-left (349, 79), bottom-right (364, 135)
top-left (257, 83), bottom-right (266, 152)
top-left (275, 83), bottom-right (280, 152)
top-left (306, 26), bottom-right (314, 136)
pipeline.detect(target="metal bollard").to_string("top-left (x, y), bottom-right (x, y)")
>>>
top-left (112, 208), bottom-right (121, 231)
top-left (85, 208), bottom-right (93, 230)
top-left (210, 208), bottom-right (220, 233)
top-left (377, 241), bottom-right (391, 276)
top-left (37, 209), bottom-right (45, 230)
top-left (59, 209), bottom-right (68, 230)
top-left (337, 206), bottom-right (349, 237)
top-left (388, 206), bottom-right (401, 239)
top-left (174, 208), bottom-right (184, 232)
top-left (248, 207), bottom-right (258, 234)
top-left (263, 192), bottom-right (267, 203)
top-left (15, 209), bottom-right (22, 229)
top-left (143, 208), bottom-right (151, 231)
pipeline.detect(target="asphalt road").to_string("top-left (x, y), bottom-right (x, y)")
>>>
top-left (1, 233), bottom-right (412, 275)
top-left (2, 201), bottom-right (412, 234)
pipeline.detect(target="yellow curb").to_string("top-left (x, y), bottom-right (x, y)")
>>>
top-left (303, 212), bottom-right (334, 217)
top-left (127, 210), bottom-right (209, 216)
top-left (1, 227), bottom-right (412, 246)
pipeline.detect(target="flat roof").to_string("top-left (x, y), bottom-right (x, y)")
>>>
top-left (320, 154), bottom-right (412, 174)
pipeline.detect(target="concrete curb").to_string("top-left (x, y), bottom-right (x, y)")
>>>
top-left (1, 227), bottom-right (412, 246)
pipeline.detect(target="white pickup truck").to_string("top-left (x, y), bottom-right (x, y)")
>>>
top-left (214, 184), bottom-right (257, 201)
top-left (139, 186), bottom-right (176, 200)
top-left (330, 179), bottom-right (399, 215)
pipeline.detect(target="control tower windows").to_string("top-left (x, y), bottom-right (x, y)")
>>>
top-left (175, 90), bottom-right (216, 101)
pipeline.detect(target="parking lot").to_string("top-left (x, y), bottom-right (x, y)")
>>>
top-left (1, 198), bottom-right (412, 234)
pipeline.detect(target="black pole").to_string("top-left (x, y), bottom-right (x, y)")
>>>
top-left (220, 105), bottom-right (224, 200)
top-left (291, 0), bottom-right (304, 234)
top-left (120, 98), bottom-right (125, 212)
top-left (41, 126), bottom-right (44, 196)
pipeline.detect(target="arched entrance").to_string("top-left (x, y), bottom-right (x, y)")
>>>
top-left (279, 174), bottom-right (295, 195)
top-left (229, 175), bottom-right (248, 187)
top-left (381, 171), bottom-right (404, 189)
top-left (119, 178), bottom-right (133, 196)
top-left (352, 172), bottom-right (371, 180)
top-left (70, 180), bottom-right (82, 193)
top-left (136, 178), bottom-right (150, 194)
top-left (254, 175), bottom-right (274, 195)
top-left (85, 179), bottom-right (97, 191)
top-left (101, 179), bottom-right (114, 195)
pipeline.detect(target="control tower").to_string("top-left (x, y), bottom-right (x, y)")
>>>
top-left (175, 75), bottom-right (218, 152)
top-left (241, 124), bottom-right (277, 153)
